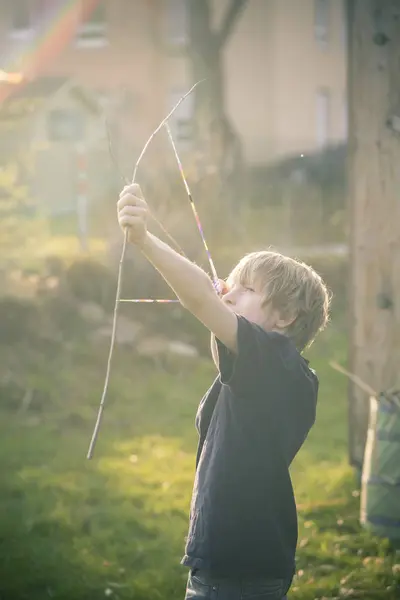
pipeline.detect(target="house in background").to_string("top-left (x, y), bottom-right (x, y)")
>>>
top-left (0, 75), bottom-right (110, 220)
top-left (224, 0), bottom-right (347, 164)
top-left (0, 0), bottom-right (347, 172)
top-left (164, 0), bottom-right (348, 165)
top-left (0, 0), bottom-right (173, 184)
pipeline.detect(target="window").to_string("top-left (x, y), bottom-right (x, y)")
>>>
top-left (168, 87), bottom-right (194, 146)
top-left (316, 88), bottom-right (330, 148)
top-left (9, 0), bottom-right (54, 39)
top-left (47, 109), bottom-right (84, 142)
top-left (314, 0), bottom-right (329, 48)
top-left (165, 0), bottom-right (189, 47)
top-left (343, 92), bottom-right (348, 139)
top-left (9, 0), bottom-right (34, 39)
top-left (75, 1), bottom-right (107, 48)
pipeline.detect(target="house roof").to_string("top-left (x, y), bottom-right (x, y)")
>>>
top-left (6, 76), bottom-right (69, 100)
top-left (0, 76), bottom-right (99, 122)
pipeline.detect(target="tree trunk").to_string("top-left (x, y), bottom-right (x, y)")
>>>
top-left (188, 0), bottom-right (225, 166)
top-left (348, 0), bottom-right (400, 469)
top-left (187, 0), bottom-right (246, 218)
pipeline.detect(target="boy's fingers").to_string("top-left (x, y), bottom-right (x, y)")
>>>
top-left (119, 206), bottom-right (147, 218)
top-left (117, 193), bottom-right (147, 211)
top-left (119, 183), bottom-right (143, 198)
top-left (119, 215), bottom-right (145, 229)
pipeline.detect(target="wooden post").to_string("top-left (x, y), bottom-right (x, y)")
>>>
top-left (76, 142), bottom-right (89, 253)
top-left (347, 0), bottom-right (400, 469)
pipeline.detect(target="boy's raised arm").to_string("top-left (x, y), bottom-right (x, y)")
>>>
top-left (117, 184), bottom-right (238, 354)
top-left (140, 233), bottom-right (238, 354)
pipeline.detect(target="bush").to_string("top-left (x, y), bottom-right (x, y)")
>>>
top-left (0, 296), bottom-right (41, 345)
top-left (64, 259), bottom-right (117, 312)
top-left (0, 160), bottom-right (47, 268)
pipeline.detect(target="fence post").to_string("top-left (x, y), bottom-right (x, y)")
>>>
top-left (76, 142), bottom-right (89, 252)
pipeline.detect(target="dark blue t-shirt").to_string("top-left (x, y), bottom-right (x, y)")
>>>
top-left (181, 315), bottom-right (318, 578)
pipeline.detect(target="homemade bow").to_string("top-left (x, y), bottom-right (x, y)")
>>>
top-left (87, 81), bottom-right (220, 459)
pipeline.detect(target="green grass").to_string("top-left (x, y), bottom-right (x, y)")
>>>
top-left (0, 326), bottom-right (399, 600)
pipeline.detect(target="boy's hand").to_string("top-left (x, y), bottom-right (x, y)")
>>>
top-left (218, 279), bottom-right (229, 297)
top-left (117, 183), bottom-right (149, 246)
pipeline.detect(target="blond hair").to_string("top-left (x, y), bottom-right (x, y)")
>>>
top-left (227, 250), bottom-right (331, 351)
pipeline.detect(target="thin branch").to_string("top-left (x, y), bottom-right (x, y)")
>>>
top-left (330, 361), bottom-right (377, 397)
top-left (87, 81), bottom-right (205, 459)
top-left (87, 230), bottom-right (129, 460)
top-left (130, 81), bottom-right (205, 184)
top-left (119, 299), bottom-right (180, 303)
top-left (330, 361), bottom-right (400, 410)
top-left (105, 114), bottom-right (188, 258)
top-left (105, 116), bottom-right (128, 185)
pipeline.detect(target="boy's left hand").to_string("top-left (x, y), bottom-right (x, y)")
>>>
top-left (117, 183), bottom-right (149, 246)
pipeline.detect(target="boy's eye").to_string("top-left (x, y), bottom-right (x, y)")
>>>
top-left (244, 286), bottom-right (255, 292)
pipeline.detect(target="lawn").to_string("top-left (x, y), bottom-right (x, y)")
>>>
top-left (0, 323), bottom-right (399, 600)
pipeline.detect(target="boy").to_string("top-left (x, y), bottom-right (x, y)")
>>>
top-left (117, 184), bottom-right (330, 600)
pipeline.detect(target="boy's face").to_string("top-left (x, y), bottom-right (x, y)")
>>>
top-left (221, 279), bottom-right (281, 332)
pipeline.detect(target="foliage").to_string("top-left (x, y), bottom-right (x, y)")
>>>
top-left (0, 159), bottom-right (48, 268)
top-left (64, 259), bottom-right (117, 311)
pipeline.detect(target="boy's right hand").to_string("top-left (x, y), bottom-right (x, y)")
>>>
top-left (117, 183), bottom-right (149, 247)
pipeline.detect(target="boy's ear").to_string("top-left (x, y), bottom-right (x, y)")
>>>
top-left (276, 313), bottom-right (297, 328)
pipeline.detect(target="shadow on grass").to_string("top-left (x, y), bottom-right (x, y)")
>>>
top-left (291, 475), bottom-right (400, 600)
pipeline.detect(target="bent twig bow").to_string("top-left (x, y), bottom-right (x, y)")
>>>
top-left (87, 81), bottom-right (220, 458)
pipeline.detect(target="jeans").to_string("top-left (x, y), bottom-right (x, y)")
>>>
top-left (184, 568), bottom-right (291, 599)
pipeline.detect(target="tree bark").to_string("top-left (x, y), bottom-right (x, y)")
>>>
top-left (348, 0), bottom-right (400, 469)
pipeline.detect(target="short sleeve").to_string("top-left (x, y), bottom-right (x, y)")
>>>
top-left (216, 315), bottom-right (293, 397)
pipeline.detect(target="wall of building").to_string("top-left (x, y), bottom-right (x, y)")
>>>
top-left (0, 0), bottom-right (348, 169)
top-left (217, 0), bottom-right (347, 165)
top-left (270, 0), bottom-right (347, 161)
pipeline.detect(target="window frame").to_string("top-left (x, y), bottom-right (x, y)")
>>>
top-left (314, 0), bottom-right (329, 50)
top-left (75, 1), bottom-right (108, 49)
